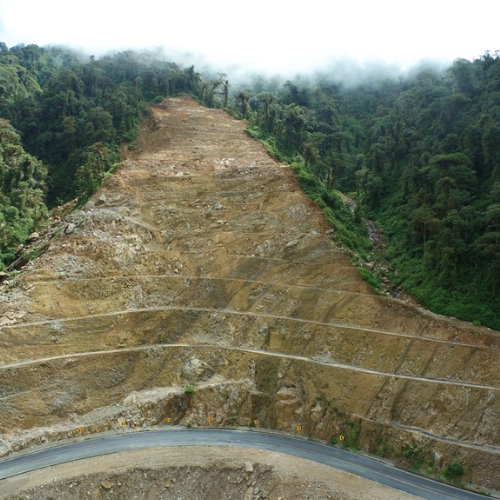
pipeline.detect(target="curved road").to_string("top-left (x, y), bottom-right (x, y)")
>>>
top-left (0, 428), bottom-right (487, 500)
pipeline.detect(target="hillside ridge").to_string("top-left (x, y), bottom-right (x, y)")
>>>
top-left (1, 96), bottom-right (499, 491)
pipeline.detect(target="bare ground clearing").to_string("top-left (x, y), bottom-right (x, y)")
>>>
top-left (1, 96), bottom-right (499, 492)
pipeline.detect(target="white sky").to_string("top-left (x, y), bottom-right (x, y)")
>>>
top-left (0, 0), bottom-right (499, 74)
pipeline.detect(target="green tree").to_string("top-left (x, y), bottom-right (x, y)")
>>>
top-left (235, 90), bottom-right (251, 118)
top-left (0, 119), bottom-right (47, 264)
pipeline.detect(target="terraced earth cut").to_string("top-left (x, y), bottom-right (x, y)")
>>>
top-left (1, 96), bottom-right (499, 489)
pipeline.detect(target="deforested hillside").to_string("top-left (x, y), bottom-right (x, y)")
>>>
top-left (1, 96), bottom-right (500, 492)
top-left (2, 44), bottom-right (499, 331)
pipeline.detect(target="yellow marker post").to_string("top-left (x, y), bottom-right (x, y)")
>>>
top-left (296, 425), bottom-right (302, 431)
top-left (254, 420), bottom-right (259, 425)
top-left (339, 435), bottom-right (344, 441)
top-left (77, 428), bottom-right (82, 434)
top-left (166, 417), bottom-right (172, 423)
top-left (207, 417), bottom-right (213, 423)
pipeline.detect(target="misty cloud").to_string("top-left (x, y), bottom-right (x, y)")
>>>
top-left (1, 0), bottom-right (498, 77)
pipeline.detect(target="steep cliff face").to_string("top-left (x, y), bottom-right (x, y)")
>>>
top-left (1, 96), bottom-right (499, 489)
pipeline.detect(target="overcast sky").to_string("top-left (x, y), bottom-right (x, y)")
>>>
top-left (0, 0), bottom-right (498, 74)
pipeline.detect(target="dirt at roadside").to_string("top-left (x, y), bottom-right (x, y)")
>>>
top-left (1, 446), bottom-right (420, 500)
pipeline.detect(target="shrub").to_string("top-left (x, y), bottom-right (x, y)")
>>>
top-left (443, 462), bottom-right (465, 480)
top-left (184, 385), bottom-right (195, 395)
top-left (357, 267), bottom-right (381, 292)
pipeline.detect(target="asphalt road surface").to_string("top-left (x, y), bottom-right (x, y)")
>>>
top-left (0, 428), bottom-right (487, 500)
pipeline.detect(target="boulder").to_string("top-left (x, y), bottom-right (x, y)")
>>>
top-left (123, 393), bottom-right (137, 407)
top-left (65, 223), bottom-right (75, 234)
top-left (0, 272), bottom-right (8, 283)
top-left (182, 357), bottom-right (209, 379)
top-left (27, 232), bottom-right (40, 242)
top-left (6, 311), bottom-right (25, 320)
top-left (95, 194), bottom-right (107, 207)
top-left (434, 451), bottom-right (444, 468)
top-left (0, 440), bottom-right (11, 457)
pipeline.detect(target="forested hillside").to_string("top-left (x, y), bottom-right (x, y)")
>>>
top-left (0, 42), bottom-right (499, 329)
top-left (0, 43), bottom-right (203, 263)
top-left (0, 118), bottom-right (47, 257)
top-left (235, 53), bottom-right (500, 330)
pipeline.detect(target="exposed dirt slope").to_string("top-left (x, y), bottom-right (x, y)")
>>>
top-left (0, 96), bottom-right (499, 491)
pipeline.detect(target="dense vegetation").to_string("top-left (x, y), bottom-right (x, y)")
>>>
top-left (1, 42), bottom-right (499, 329)
top-left (231, 53), bottom-right (500, 329)
top-left (0, 43), bottom-right (203, 263)
top-left (0, 118), bottom-right (47, 258)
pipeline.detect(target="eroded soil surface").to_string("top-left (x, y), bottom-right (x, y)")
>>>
top-left (1, 96), bottom-right (499, 492)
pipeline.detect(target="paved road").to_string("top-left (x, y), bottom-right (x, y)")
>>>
top-left (0, 428), bottom-right (487, 500)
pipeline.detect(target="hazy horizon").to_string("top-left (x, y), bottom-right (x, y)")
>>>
top-left (1, 0), bottom-right (498, 78)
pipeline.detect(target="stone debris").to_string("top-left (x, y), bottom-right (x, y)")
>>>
top-left (2, 462), bottom-right (354, 500)
top-left (96, 195), bottom-right (107, 207)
